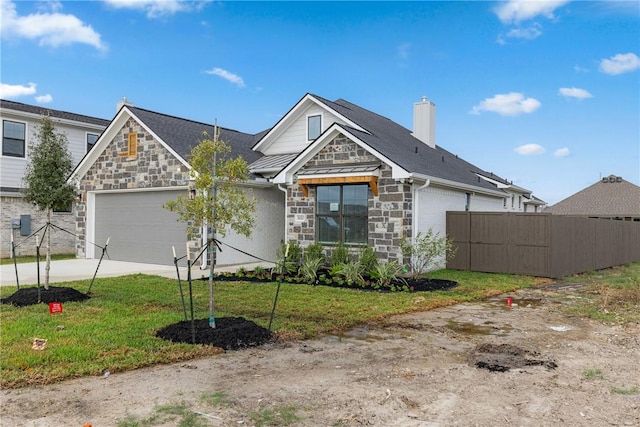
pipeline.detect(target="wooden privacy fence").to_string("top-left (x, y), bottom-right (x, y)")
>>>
top-left (446, 212), bottom-right (640, 278)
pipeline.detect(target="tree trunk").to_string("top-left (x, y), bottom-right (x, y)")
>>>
top-left (208, 227), bottom-right (216, 329)
top-left (45, 209), bottom-right (51, 290)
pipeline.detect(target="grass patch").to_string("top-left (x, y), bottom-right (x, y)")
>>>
top-left (249, 404), bottom-right (301, 427)
top-left (0, 253), bottom-right (76, 265)
top-left (583, 368), bottom-right (604, 380)
top-left (2, 262), bottom-right (638, 389)
top-left (563, 263), bottom-right (640, 324)
top-left (117, 402), bottom-right (209, 427)
top-left (610, 386), bottom-right (639, 395)
top-left (199, 391), bottom-right (230, 407)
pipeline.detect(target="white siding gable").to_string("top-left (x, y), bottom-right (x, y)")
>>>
top-left (263, 104), bottom-right (345, 155)
top-left (1, 109), bottom-right (104, 190)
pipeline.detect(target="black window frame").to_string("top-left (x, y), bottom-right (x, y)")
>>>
top-left (86, 133), bottom-right (99, 153)
top-left (316, 184), bottom-right (368, 245)
top-left (307, 114), bottom-right (321, 141)
top-left (2, 120), bottom-right (26, 158)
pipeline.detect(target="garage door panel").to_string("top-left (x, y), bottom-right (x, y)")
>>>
top-left (95, 191), bottom-right (186, 265)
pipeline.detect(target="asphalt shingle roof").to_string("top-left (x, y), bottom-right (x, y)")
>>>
top-left (128, 107), bottom-right (265, 165)
top-left (544, 175), bottom-right (640, 217)
top-left (1, 99), bottom-right (110, 127)
top-left (312, 95), bottom-right (507, 194)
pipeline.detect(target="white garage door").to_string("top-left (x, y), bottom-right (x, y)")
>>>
top-left (94, 190), bottom-right (187, 266)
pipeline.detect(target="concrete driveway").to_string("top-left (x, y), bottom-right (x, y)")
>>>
top-left (0, 259), bottom-right (271, 287)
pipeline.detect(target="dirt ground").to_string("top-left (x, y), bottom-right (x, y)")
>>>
top-left (2, 282), bottom-right (639, 427)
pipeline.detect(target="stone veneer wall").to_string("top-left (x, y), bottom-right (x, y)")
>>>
top-left (1, 194), bottom-right (76, 258)
top-left (286, 134), bottom-right (412, 262)
top-left (75, 117), bottom-right (194, 258)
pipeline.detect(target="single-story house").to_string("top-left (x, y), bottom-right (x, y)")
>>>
top-left (70, 93), bottom-right (545, 267)
top-left (251, 94), bottom-right (545, 262)
top-left (544, 175), bottom-right (640, 221)
top-left (0, 99), bottom-right (109, 258)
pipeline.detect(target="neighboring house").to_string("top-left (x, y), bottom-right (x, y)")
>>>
top-left (0, 99), bottom-right (109, 258)
top-left (70, 101), bottom-right (283, 267)
top-left (544, 175), bottom-right (640, 221)
top-left (250, 93), bottom-right (545, 263)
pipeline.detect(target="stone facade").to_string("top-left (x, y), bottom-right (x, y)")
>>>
top-left (75, 117), bottom-right (193, 258)
top-left (1, 194), bottom-right (76, 258)
top-left (285, 134), bottom-right (412, 262)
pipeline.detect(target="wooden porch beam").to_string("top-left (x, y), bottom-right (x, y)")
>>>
top-left (297, 175), bottom-right (379, 196)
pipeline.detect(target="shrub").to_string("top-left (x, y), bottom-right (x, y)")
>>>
top-left (371, 261), bottom-right (406, 288)
top-left (299, 257), bottom-right (324, 284)
top-left (330, 241), bottom-right (350, 267)
top-left (273, 241), bottom-right (302, 276)
top-left (358, 245), bottom-right (378, 276)
top-left (253, 265), bottom-right (267, 278)
top-left (400, 229), bottom-right (456, 279)
top-left (304, 242), bottom-right (325, 263)
top-left (332, 261), bottom-right (365, 287)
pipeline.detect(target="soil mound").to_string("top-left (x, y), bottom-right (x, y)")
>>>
top-left (0, 286), bottom-right (90, 307)
top-left (470, 343), bottom-right (558, 372)
top-left (156, 317), bottom-right (273, 350)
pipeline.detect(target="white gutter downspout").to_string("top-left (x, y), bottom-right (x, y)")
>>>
top-left (413, 179), bottom-right (431, 240)
top-left (277, 184), bottom-right (288, 242)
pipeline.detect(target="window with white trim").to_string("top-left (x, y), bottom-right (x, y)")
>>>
top-left (2, 120), bottom-right (26, 157)
top-left (307, 115), bottom-right (321, 140)
top-left (316, 184), bottom-right (368, 244)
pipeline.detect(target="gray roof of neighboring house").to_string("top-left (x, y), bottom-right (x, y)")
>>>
top-left (544, 175), bottom-right (640, 217)
top-left (127, 106), bottom-right (266, 165)
top-left (310, 94), bottom-right (509, 194)
top-left (1, 99), bottom-right (110, 127)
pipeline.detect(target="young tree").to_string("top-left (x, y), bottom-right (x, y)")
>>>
top-left (165, 130), bottom-right (256, 328)
top-left (22, 115), bottom-right (76, 290)
top-left (400, 228), bottom-right (457, 279)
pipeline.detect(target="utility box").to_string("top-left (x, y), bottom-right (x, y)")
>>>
top-left (20, 214), bottom-right (31, 236)
top-left (11, 218), bottom-right (20, 229)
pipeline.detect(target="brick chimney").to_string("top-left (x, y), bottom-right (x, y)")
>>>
top-left (412, 96), bottom-right (436, 148)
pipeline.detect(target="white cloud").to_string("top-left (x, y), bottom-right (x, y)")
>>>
top-left (515, 144), bottom-right (546, 155)
top-left (558, 87), bottom-right (592, 99)
top-left (599, 53), bottom-right (640, 75)
top-left (554, 147), bottom-right (570, 157)
top-left (471, 92), bottom-right (541, 116)
top-left (0, 0), bottom-right (106, 50)
top-left (103, 0), bottom-right (207, 19)
top-left (205, 67), bottom-right (245, 88)
top-left (494, 0), bottom-right (570, 24)
top-left (0, 82), bottom-right (37, 98)
top-left (505, 24), bottom-right (542, 40)
top-left (35, 94), bottom-right (53, 103)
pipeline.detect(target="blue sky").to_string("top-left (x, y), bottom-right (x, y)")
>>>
top-left (1, 0), bottom-right (638, 205)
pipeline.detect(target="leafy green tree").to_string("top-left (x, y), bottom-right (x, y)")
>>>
top-left (165, 131), bottom-right (256, 328)
top-left (22, 115), bottom-right (76, 290)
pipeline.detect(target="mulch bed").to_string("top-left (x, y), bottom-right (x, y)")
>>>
top-left (0, 286), bottom-right (90, 307)
top-left (156, 317), bottom-right (273, 350)
top-left (212, 273), bottom-right (458, 293)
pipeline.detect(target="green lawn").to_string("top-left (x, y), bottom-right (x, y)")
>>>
top-left (0, 253), bottom-right (76, 265)
top-left (1, 264), bottom-right (637, 389)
